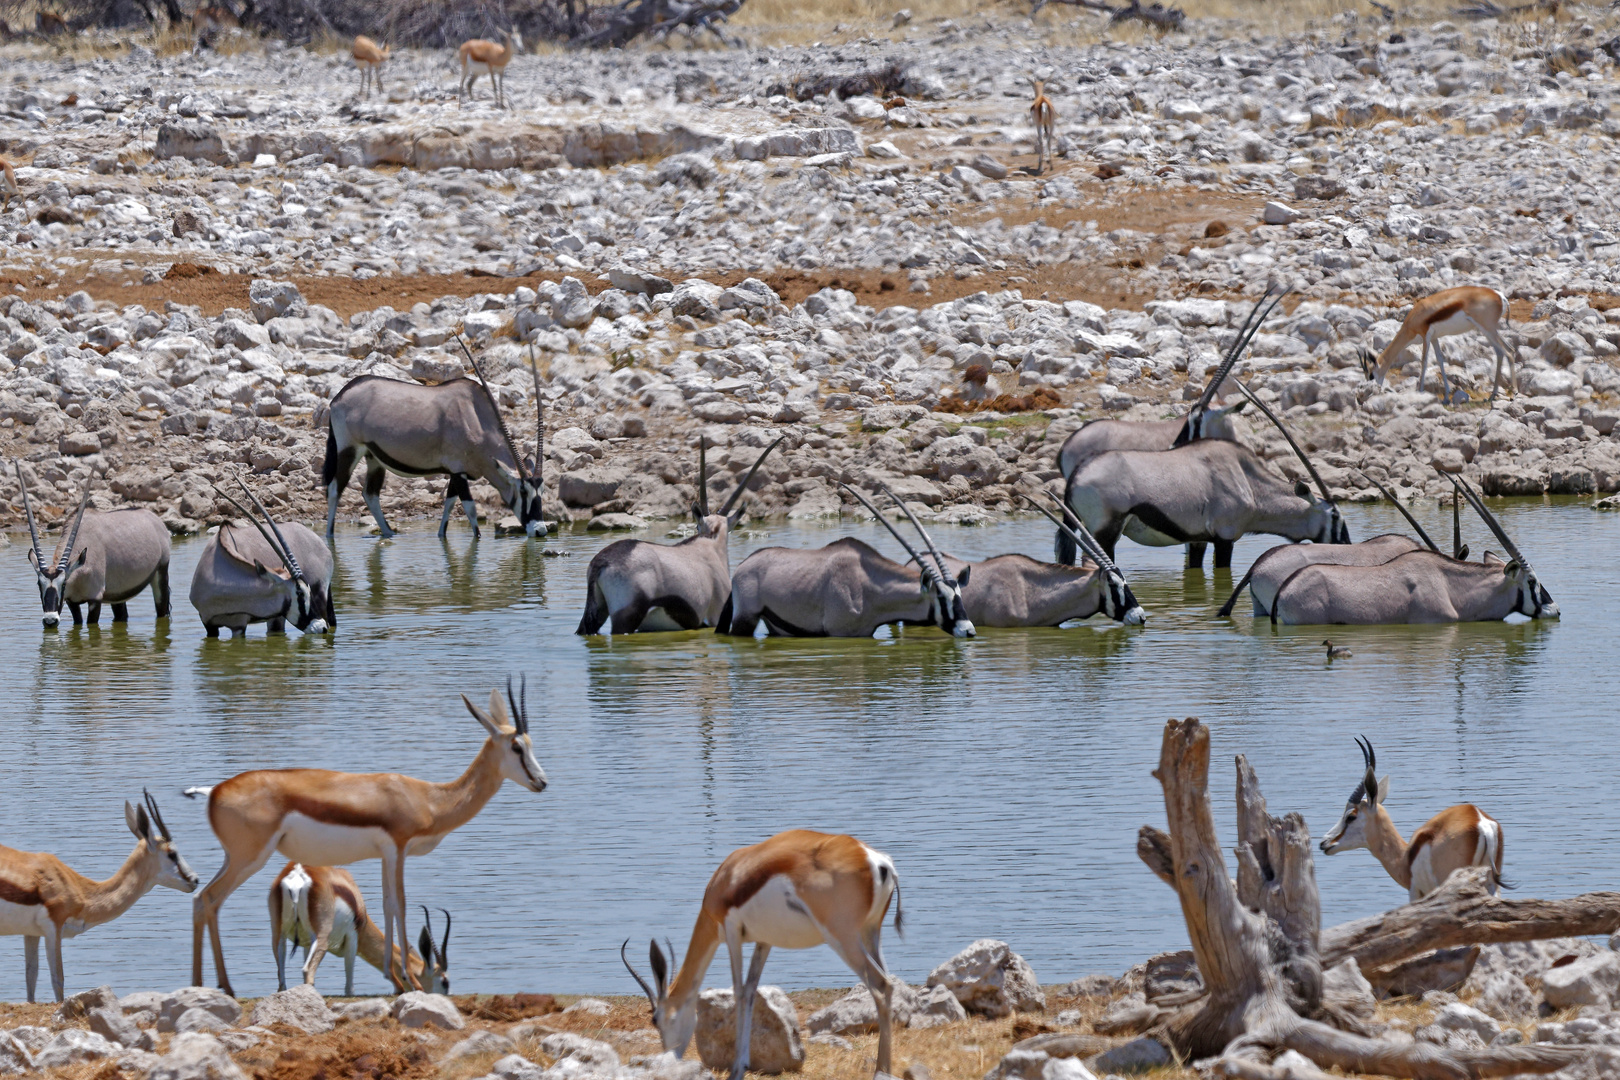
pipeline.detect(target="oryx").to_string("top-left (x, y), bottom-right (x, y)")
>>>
top-left (322, 345), bottom-right (545, 539)
top-left (15, 464), bottom-right (171, 629)
top-left (1055, 290), bottom-right (1283, 568)
top-left (577, 437), bottom-right (783, 634)
top-left (190, 478), bottom-right (336, 638)
top-left (717, 483), bottom-right (973, 639)
top-left (1268, 475), bottom-right (1557, 625)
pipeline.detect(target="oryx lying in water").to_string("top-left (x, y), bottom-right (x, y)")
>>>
top-left (323, 346), bottom-right (545, 539)
top-left (1269, 475), bottom-right (1557, 625)
top-left (577, 437), bottom-right (783, 634)
top-left (718, 483), bottom-right (973, 638)
top-left (190, 478), bottom-right (336, 637)
top-left (15, 465), bottom-right (171, 629)
top-left (1054, 291), bottom-right (1283, 568)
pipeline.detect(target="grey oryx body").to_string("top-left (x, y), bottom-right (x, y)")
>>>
top-left (577, 438), bottom-right (781, 635)
top-left (917, 553), bottom-right (1144, 627)
top-left (16, 467), bottom-right (171, 628)
top-left (323, 368), bottom-right (544, 539)
top-left (718, 483), bottom-right (972, 639)
top-left (190, 480), bottom-right (335, 637)
top-left (1219, 534), bottom-right (1425, 617)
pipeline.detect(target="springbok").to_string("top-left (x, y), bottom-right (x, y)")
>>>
top-left (324, 350), bottom-right (544, 539)
top-left (1365, 286), bottom-right (1515, 403)
top-left (16, 466), bottom-right (172, 629)
top-left (1268, 475), bottom-right (1557, 624)
top-left (190, 3), bottom-right (237, 51)
top-left (352, 36), bottom-right (390, 98)
top-left (187, 678), bottom-right (545, 997)
top-left (1321, 738), bottom-right (1506, 899)
top-left (623, 830), bottom-right (902, 1080)
top-left (0, 158), bottom-right (16, 210)
top-left (270, 862), bottom-right (448, 995)
top-left (0, 792), bottom-right (196, 1003)
top-left (458, 28), bottom-right (521, 107)
top-left (717, 483), bottom-right (973, 638)
top-left (578, 437), bottom-right (782, 634)
top-left (190, 479), bottom-right (334, 637)
top-left (1029, 79), bottom-right (1055, 173)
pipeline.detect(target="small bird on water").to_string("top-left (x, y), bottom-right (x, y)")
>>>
top-left (1323, 640), bottom-right (1353, 660)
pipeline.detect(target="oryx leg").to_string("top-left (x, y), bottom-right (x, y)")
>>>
top-left (205, 624), bottom-right (220, 638)
top-left (87, 601), bottom-right (101, 625)
top-left (1094, 521), bottom-right (1124, 561)
top-left (1213, 540), bottom-right (1234, 569)
top-left (23, 935), bottom-right (38, 1004)
top-left (267, 616), bottom-right (286, 635)
top-left (68, 602), bottom-right (83, 626)
top-left (193, 831), bottom-right (281, 996)
top-left (361, 461), bottom-right (395, 538)
top-left (231, 627), bottom-right (246, 639)
top-left (153, 564), bottom-right (170, 617)
top-left (1185, 543), bottom-right (1206, 570)
top-left (112, 602), bottom-right (129, 622)
top-left (451, 474), bottom-right (480, 538)
top-left (325, 444), bottom-right (359, 538)
top-left (610, 598), bottom-right (650, 635)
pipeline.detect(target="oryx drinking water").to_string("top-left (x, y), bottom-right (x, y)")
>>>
top-left (190, 478), bottom-right (335, 637)
top-left (577, 437), bottom-right (783, 634)
top-left (15, 464), bottom-right (171, 629)
top-left (717, 482), bottom-right (973, 638)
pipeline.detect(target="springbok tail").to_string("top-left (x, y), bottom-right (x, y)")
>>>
top-left (891, 871), bottom-right (904, 939)
top-left (182, 786), bottom-right (213, 800)
top-left (1480, 818), bottom-right (1510, 892)
top-left (1217, 565), bottom-right (1257, 618)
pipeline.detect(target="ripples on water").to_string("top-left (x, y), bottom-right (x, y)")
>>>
top-left (0, 498), bottom-right (1614, 998)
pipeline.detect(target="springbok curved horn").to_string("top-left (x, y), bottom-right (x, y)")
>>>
top-left (1230, 378), bottom-right (1333, 503)
top-left (142, 789), bottom-right (172, 841)
top-left (457, 336), bottom-right (527, 482)
top-left (209, 481), bottom-right (297, 580)
top-left (527, 345), bottom-right (544, 480)
top-left (1356, 736), bottom-right (1378, 799)
top-left (439, 908), bottom-right (451, 961)
top-left (13, 461), bottom-right (45, 569)
top-left (697, 437), bottom-right (709, 518)
top-left (1178, 288), bottom-right (1287, 444)
top-left (1357, 472), bottom-right (1440, 554)
top-left (874, 479), bottom-right (952, 585)
top-left (719, 437), bottom-right (786, 520)
top-left (234, 477), bottom-right (304, 582)
top-left (1449, 474), bottom-right (1530, 568)
top-left (56, 485), bottom-right (92, 576)
top-left (836, 482), bottom-right (936, 583)
top-left (621, 940), bottom-right (656, 1005)
top-left (505, 674), bottom-right (529, 736)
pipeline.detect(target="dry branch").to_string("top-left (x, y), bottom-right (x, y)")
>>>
top-left (570, 0), bottom-right (743, 49)
top-left (1031, 0), bottom-right (1185, 30)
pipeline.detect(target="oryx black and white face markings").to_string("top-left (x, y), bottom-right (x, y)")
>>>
top-left (1229, 377), bottom-right (1351, 545)
top-left (191, 477), bottom-right (335, 638)
top-left (840, 482), bottom-right (973, 638)
top-left (1175, 286), bottom-right (1286, 447)
top-left (16, 463), bottom-right (90, 629)
top-left (1449, 474), bottom-right (1556, 618)
top-left (1020, 494), bottom-right (1146, 625)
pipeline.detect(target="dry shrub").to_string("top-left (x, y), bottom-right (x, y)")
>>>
top-left (263, 1031), bottom-right (432, 1080)
top-left (454, 994), bottom-right (560, 1022)
top-left (936, 385), bottom-right (1063, 414)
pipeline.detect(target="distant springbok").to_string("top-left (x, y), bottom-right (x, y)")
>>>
top-left (1029, 79), bottom-right (1055, 173)
top-left (1365, 286), bottom-right (1515, 404)
top-left (0, 158), bottom-right (16, 210)
top-left (458, 28), bottom-right (521, 107)
top-left (1321, 738), bottom-right (1506, 899)
top-left (270, 862), bottom-right (448, 995)
top-left (352, 36), bottom-right (390, 98)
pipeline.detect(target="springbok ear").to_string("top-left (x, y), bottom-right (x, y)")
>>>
top-left (125, 801), bottom-right (142, 838)
top-left (956, 566), bottom-right (971, 588)
top-left (418, 924), bottom-right (434, 965)
top-left (130, 802), bottom-right (152, 840)
top-left (486, 688), bottom-right (513, 733)
top-left (1376, 775), bottom-right (1391, 804)
top-left (1294, 480), bottom-right (1312, 500)
top-left (648, 939), bottom-right (668, 995)
top-left (462, 693), bottom-right (501, 737)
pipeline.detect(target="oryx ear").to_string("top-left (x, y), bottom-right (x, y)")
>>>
top-left (1503, 559), bottom-right (1520, 576)
top-left (956, 566), bottom-right (971, 588)
top-left (462, 693), bottom-right (501, 737)
top-left (1229, 399), bottom-right (1249, 414)
top-left (26, 548), bottom-right (38, 569)
top-left (1375, 775), bottom-right (1390, 804)
top-left (1482, 550), bottom-right (1505, 566)
top-left (1294, 480), bottom-right (1312, 500)
top-left (73, 548), bottom-right (87, 568)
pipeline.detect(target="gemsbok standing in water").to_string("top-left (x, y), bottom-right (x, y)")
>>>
top-left (717, 482), bottom-right (973, 639)
top-left (1320, 738), bottom-right (1507, 900)
top-left (270, 862), bottom-right (449, 995)
top-left (15, 464), bottom-right (172, 629)
top-left (577, 437), bottom-right (783, 634)
top-left (190, 479), bottom-right (334, 637)
top-left (0, 792), bottom-right (196, 1002)
top-left (623, 829), bottom-right (903, 1080)
top-left (186, 678), bottom-right (545, 997)
top-left (323, 346), bottom-right (545, 539)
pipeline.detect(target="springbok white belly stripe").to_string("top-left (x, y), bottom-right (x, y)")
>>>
top-left (0, 898), bottom-right (51, 937)
top-left (730, 875), bottom-right (825, 950)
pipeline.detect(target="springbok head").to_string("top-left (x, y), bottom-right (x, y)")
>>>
top-left (462, 675), bottom-right (547, 793)
top-left (1450, 475), bottom-right (1557, 619)
top-left (694, 436), bottom-right (786, 540)
top-left (1230, 379), bottom-right (1351, 546)
top-left (461, 338), bottom-right (547, 537)
top-left (1175, 288), bottom-right (1284, 447)
top-left (417, 906), bottom-right (452, 994)
top-left (1026, 494), bottom-right (1147, 625)
top-left (624, 939), bottom-right (696, 1058)
top-left (211, 478), bottom-right (333, 634)
top-left (127, 789), bottom-right (198, 892)
top-left (16, 463), bottom-right (90, 629)
top-left (1320, 737), bottom-right (1389, 855)
top-left (838, 482), bottom-right (974, 638)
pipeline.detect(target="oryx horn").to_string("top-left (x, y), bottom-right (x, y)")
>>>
top-left (718, 436), bottom-right (786, 520)
top-left (836, 482), bottom-right (936, 583)
top-left (1177, 286), bottom-right (1287, 444)
top-left (1230, 377), bottom-right (1334, 503)
top-left (1357, 472), bottom-right (1440, 554)
top-left (234, 476), bottom-right (305, 582)
top-left (527, 344), bottom-right (544, 479)
top-left (13, 460), bottom-right (44, 569)
top-left (1451, 476), bottom-right (1468, 560)
top-left (505, 674), bottom-right (530, 736)
top-left (697, 437), bottom-right (710, 518)
top-left (457, 336), bottom-right (528, 482)
top-left (208, 479), bottom-right (299, 581)
top-left (1449, 474), bottom-right (1530, 568)
top-left (873, 479), bottom-right (952, 585)
top-left (621, 939), bottom-right (657, 1005)
top-left (57, 484), bottom-right (92, 575)
top-left (1022, 493), bottom-right (1121, 577)
top-left (142, 788), bottom-right (172, 841)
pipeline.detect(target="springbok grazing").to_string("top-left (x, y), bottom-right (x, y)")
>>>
top-left (1269, 474), bottom-right (1557, 625)
top-left (0, 158), bottom-right (16, 210)
top-left (190, 2), bottom-right (238, 51)
top-left (1321, 738), bottom-right (1506, 899)
top-left (1029, 79), bottom-right (1055, 173)
top-left (187, 678), bottom-right (545, 996)
top-left (190, 479), bottom-right (334, 637)
top-left (1365, 286), bottom-right (1515, 404)
top-left (0, 792), bottom-right (196, 1003)
top-left (270, 862), bottom-right (448, 995)
top-left (16, 466), bottom-right (172, 629)
top-left (324, 349), bottom-right (544, 539)
top-left (352, 36), bottom-right (390, 98)
top-left (458, 28), bottom-right (522, 107)
top-left (578, 437), bottom-right (783, 634)
top-left (624, 830), bottom-right (903, 1080)
top-left (718, 483), bottom-right (973, 639)
top-left (35, 10), bottom-right (68, 35)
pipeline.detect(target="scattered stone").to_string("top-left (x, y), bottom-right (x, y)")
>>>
top-left (445, 1030), bottom-right (517, 1061)
top-left (694, 986), bottom-right (804, 1073)
top-left (56, 984), bottom-right (119, 1022)
top-left (562, 997), bottom-right (613, 1016)
top-left (1543, 953), bottom-right (1620, 1009)
top-left (539, 1032), bottom-right (619, 1071)
top-left (158, 988), bottom-right (241, 1032)
top-left (90, 1005), bottom-right (156, 1050)
top-left (1263, 201), bottom-right (1300, 225)
top-left (926, 940), bottom-right (1046, 1018)
top-left (249, 984), bottom-right (335, 1034)
top-left (0, 1033), bottom-right (32, 1075)
top-left (392, 991), bottom-right (466, 1030)
top-left (144, 1032), bottom-right (248, 1080)
top-left (332, 998), bottom-right (392, 1022)
top-left (34, 1029), bottom-right (120, 1068)
top-left (1088, 1035), bottom-right (1172, 1074)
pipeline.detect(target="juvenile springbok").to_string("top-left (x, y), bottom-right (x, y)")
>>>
top-left (190, 479), bottom-right (334, 637)
top-left (458, 28), bottom-right (521, 107)
top-left (1366, 286), bottom-right (1515, 403)
top-left (624, 830), bottom-right (902, 1080)
top-left (577, 437), bottom-right (782, 634)
top-left (1029, 79), bottom-right (1055, 173)
top-left (270, 862), bottom-right (449, 995)
top-left (187, 678), bottom-right (545, 997)
top-left (1320, 738), bottom-right (1506, 899)
top-left (352, 36), bottom-right (390, 98)
top-left (0, 158), bottom-right (16, 210)
top-left (0, 792), bottom-right (196, 1003)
